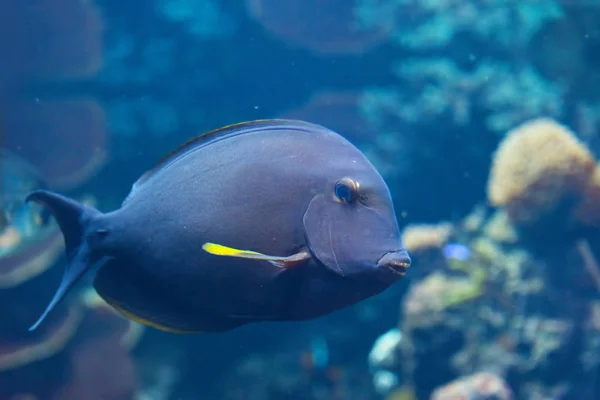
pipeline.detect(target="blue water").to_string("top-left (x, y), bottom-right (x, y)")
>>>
top-left (2, 0), bottom-right (600, 399)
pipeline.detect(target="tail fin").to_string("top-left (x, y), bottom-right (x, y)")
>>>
top-left (26, 190), bottom-right (105, 331)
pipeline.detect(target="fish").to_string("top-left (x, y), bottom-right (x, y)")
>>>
top-left (442, 243), bottom-right (471, 261)
top-left (26, 119), bottom-right (411, 333)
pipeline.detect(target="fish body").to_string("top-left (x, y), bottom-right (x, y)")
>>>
top-left (27, 119), bottom-right (411, 333)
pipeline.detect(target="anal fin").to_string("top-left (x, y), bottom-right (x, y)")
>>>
top-left (93, 258), bottom-right (243, 334)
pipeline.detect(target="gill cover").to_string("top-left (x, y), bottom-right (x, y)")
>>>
top-left (302, 194), bottom-right (400, 276)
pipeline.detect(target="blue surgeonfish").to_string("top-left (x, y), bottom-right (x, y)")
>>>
top-left (26, 119), bottom-right (411, 333)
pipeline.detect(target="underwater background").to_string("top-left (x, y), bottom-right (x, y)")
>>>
top-left (2, 0), bottom-right (600, 399)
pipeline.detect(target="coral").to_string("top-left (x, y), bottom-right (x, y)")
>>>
top-left (368, 329), bottom-right (402, 372)
top-left (396, 223), bottom-right (454, 279)
top-left (581, 301), bottom-right (600, 379)
top-left (521, 383), bottom-right (570, 400)
top-left (352, 0), bottom-right (600, 136)
top-left (520, 317), bottom-right (573, 370)
top-left (361, 60), bottom-right (567, 134)
top-left (369, 206), bottom-right (600, 398)
top-left (355, 0), bottom-right (563, 50)
top-left (487, 118), bottom-right (596, 225)
top-left (403, 272), bottom-right (483, 325)
top-left (430, 372), bottom-right (513, 400)
top-left (400, 223), bottom-right (452, 255)
top-left (482, 211), bottom-right (518, 244)
top-left (368, 329), bottom-right (402, 394)
top-left (384, 386), bottom-right (415, 400)
top-left (461, 205), bottom-right (488, 233)
top-left (575, 239), bottom-right (600, 295)
top-left (573, 166), bottom-right (600, 227)
top-left (355, 0), bottom-right (600, 151)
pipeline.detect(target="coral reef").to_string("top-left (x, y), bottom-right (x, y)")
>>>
top-left (369, 206), bottom-right (595, 398)
top-left (368, 117), bottom-right (600, 398)
top-left (355, 0), bottom-right (564, 51)
top-left (487, 118), bottom-right (597, 226)
top-left (354, 0), bottom-right (600, 140)
top-left (360, 60), bottom-right (566, 133)
top-left (430, 372), bottom-right (513, 400)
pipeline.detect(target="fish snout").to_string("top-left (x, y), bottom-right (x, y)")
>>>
top-left (377, 250), bottom-right (411, 276)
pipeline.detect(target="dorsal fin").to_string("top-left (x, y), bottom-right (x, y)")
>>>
top-left (132, 119), bottom-right (322, 190)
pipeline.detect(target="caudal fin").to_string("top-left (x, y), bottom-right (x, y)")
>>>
top-left (26, 190), bottom-right (104, 331)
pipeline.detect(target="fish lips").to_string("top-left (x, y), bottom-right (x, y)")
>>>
top-left (377, 249), bottom-right (411, 276)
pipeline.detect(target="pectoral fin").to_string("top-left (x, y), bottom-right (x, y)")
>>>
top-left (202, 242), bottom-right (310, 268)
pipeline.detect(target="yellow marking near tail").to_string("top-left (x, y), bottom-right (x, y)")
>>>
top-left (202, 242), bottom-right (263, 257)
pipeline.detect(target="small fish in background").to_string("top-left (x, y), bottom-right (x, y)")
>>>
top-left (300, 336), bottom-right (343, 398)
top-left (26, 119), bottom-right (411, 334)
top-left (300, 336), bottom-right (331, 377)
top-left (442, 243), bottom-right (471, 261)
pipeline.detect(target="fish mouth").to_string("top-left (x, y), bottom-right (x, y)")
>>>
top-left (377, 250), bottom-right (411, 276)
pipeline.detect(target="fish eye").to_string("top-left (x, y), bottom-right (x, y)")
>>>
top-left (334, 177), bottom-right (359, 203)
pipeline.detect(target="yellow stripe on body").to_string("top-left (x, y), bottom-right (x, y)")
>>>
top-left (202, 242), bottom-right (263, 257)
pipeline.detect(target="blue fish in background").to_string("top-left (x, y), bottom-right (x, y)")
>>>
top-left (442, 243), bottom-right (471, 261)
top-left (26, 119), bottom-right (411, 333)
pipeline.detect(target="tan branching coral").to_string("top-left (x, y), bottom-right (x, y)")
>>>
top-left (431, 372), bottom-right (514, 400)
top-left (401, 223), bottom-right (452, 254)
top-left (483, 211), bottom-right (518, 243)
top-left (487, 118), bottom-right (596, 225)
